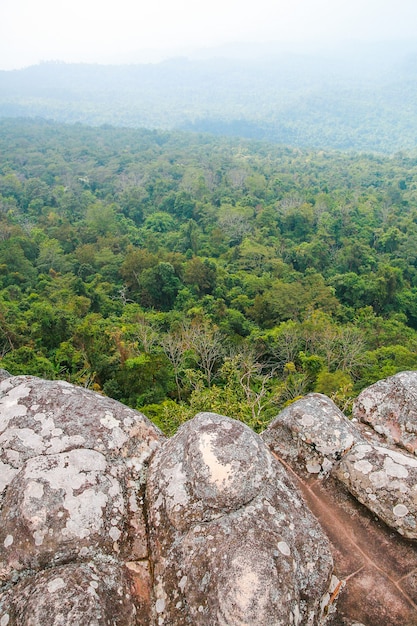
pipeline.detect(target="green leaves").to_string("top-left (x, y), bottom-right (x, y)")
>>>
top-left (2, 118), bottom-right (417, 432)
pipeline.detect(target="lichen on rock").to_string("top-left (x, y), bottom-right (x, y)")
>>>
top-left (147, 412), bottom-right (335, 625)
top-left (0, 561), bottom-right (140, 625)
top-left (3, 369), bottom-right (417, 624)
top-left (0, 373), bottom-right (164, 625)
top-left (262, 393), bottom-right (362, 477)
top-left (335, 443), bottom-right (417, 539)
top-left (353, 370), bottom-right (417, 454)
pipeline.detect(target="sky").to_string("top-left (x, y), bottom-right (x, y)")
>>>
top-left (1, 0), bottom-right (417, 70)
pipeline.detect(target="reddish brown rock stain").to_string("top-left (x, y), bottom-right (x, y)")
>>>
top-left (274, 452), bottom-right (417, 626)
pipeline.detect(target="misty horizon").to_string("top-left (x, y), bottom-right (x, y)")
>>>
top-left (1, 0), bottom-right (417, 71)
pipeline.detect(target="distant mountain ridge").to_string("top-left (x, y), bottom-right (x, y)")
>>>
top-left (1, 41), bottom-right (417, 153)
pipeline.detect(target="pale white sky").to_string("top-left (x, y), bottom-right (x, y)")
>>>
top-left (1, 0), bottom-right (417, 70)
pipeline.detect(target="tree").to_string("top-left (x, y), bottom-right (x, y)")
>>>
top-left (218, 211), bottom-right (252, 246)
top-left (143, 211), bottom-right (176, 233)
top-left (230, 350), bottom-right (279, 429)
top-left (1, 346), bottom-right (56, 379)
top-left (36, 238), bottom-right (73, 274)
top-left (183, 257), bottom-right (217, 295)
top-left (120, 248), bottom-right (157, 293)
top-left (185, 319), bottom-right (224, 387)
top-left (85, 202), bottom-right (119, 237)
top-left (158, 327), bottom-right (192, 401)
top-left (140, 262), bottom-right (181, 310)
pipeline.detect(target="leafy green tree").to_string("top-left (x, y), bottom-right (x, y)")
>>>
top-left (85, 202), bottom-right (119, 237)
top-left (140, 262), bottom-right (181, 310)
top-left (120, 247), bottom-right (157, 293)
top-left (183, 257), bottom-right (217, 295)
top-left (107, 352), bottom-right (174, 407)
top-left (25, 301), bottom-right (73, 352)
top-left (358, 345), bottom-right (417, 388)
top-left (314, 369), bottom-right (354, 413)
top-left (36, 238), bottom-right (73, 274)
top-left (0, 239), bottom-right (37, 288)
top-left (1, 346), bottom-right (57, 378)
top-left (143, 211), bottom-right (176, 233)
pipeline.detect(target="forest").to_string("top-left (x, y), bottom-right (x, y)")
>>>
top-left (1, 117), bottom-right (417, 434)
top-left (1, 41), bottom-right (417, 153)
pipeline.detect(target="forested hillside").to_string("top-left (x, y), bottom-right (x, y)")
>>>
top-left (1, 118), bottom-right (417, 433)
top-left (1, 41), bottom-right (417, 152)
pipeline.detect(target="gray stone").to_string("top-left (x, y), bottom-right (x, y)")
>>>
top-left (0, 449), bottom-right (126, 580)
top-left (334, 442), bottom-right (417, 539)
top-left (147, 412), bottom-right (335, 625)
top-left (0, 561), bottom-right (140, 625)
top-left (262, 393), bottom-right (362, 477)
top-left (0, 374), bottom-right (164, 625)
top-left (353, 371), bottom-right (417, 454)
top-left (0, 370), bottom-right (11, 382)
top-left (4, 370), bottom-right (417, 624)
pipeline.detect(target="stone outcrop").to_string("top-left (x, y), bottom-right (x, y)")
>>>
top-left (335, 442), bottom-right (417, 540)
top-left (0, 373), bottom-right (163, 625)
top-left (0, 561), bottom-right (139, 625)
top-left (353, 370), bottom-right (417, 453)
top-left (1, 370), bottom-right (417, 625)
top-left (146, 412), bottom-right (335, 625)
top-left (262, 375), bottom-right (417, 625)
top-left (262, 393), bottom-right (362, 477)
top-left (262, 387), bottom-right (417, 541)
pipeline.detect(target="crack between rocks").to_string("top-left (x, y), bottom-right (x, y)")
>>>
top-left (141, 472), bottom-right (157, 619)
top-left (272, 451), bottom-right (417, 614)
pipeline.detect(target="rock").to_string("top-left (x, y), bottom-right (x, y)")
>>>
top-left (299, 473), bottom-right (417, 626)
top-left (262, 393), bottom-right (362, 477)
top-left (0, 370), bottom-right (11, 382)
top-left (334, 442), bottom-right (417, 539)
top-left (0, 561), bottom-right (141, 625)
top-left (0, 448), bottom-right (127, 578)
top-left (262, 389), bottom-right (417, 539)
top-left (147, 412), bottom-right (335, 625)
top-left (4, 369), bottom-right (417, 625)
top-left (0, 374), bottom-right (164, 625)
top-left (353, 371), bottom-right (417, 454)
top-left (263, 389), bottom-right (417, 626)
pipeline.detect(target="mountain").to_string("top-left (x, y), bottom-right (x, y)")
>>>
top-left (1, 41), bottom-right (417, 153)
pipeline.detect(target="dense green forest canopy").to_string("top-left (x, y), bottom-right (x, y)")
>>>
top-left (1, 41), bottom-right (417, 153)
top-left (1, 117), bottom-right (417, 433)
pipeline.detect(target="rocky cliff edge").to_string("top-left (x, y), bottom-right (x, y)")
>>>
top-left (1, 370), bottom-right (417, 625)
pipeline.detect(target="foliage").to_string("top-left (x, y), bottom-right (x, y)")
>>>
top-left (1, 118), bottom-right (417, 434)
top-left (2, 46), bottom-right (417, 153)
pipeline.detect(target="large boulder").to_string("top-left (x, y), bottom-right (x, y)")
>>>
top-left (353, 370), bottom-right (417, 453)
top-left (0, 561), bottom-right (141, 625)
top-left (4, 369), bottom-right (417, 625)
top-left (0, 374), bottom-right (163, 625)
top-left (146, 412), bottom-right (336, 625)
top-left (262, 393), bottom-right (362, 477)
top-left (335, 442), bottom-right (417, 540)
top-left (262, 387), bottom-right (417, 626)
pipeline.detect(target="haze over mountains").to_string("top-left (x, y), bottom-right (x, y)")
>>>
top-left (1, 41), bottom-right (417, 153)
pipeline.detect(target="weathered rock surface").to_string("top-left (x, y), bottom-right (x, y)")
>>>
top-left (353, 370), bottom-right (417, 453)
top-left (147, 412), bottom-right (335, 625)
top-left (262, 386), bottom-right (417, 625)
top-left (335, 442), bottom-right (417, 540)
top-left (296, 473), bottom-right (417, 626)
top-left (0, 374), bottom-right (163, 625)
top-left (2, 370), bottom-right (417, 625)
top-left (262, 393), bottom-right (362, 477)
top-left (0, 561), bottom-right (141, 625)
